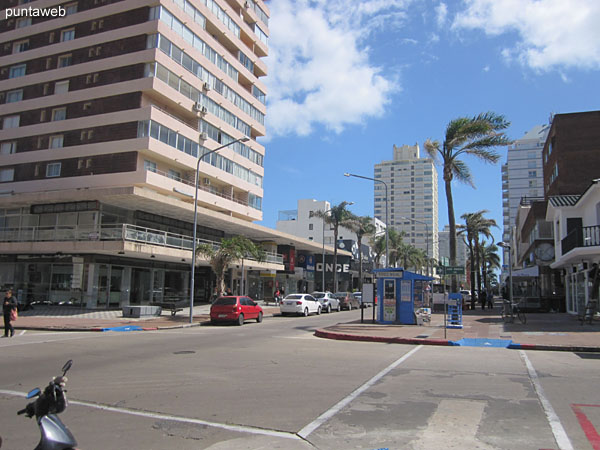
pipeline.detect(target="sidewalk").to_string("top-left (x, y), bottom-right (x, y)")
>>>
top-left (9, 303), bottom-right (600, 352)
top-left (315, 307), bottom-right (600, 352)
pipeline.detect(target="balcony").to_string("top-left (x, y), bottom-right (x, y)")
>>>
top-left (0, 224), bottom-right (283, 265)
top-left (561, 225), bottom-right (600, 255)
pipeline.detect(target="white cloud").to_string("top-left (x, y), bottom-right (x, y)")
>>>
top-left (452, 0), bottom-right (600, 71)
top-left (435, 2), bottom-right (448, 27)
top-left (264, 0), bottom-right (409, 139)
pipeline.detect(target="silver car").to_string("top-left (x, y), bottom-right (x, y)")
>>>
top-left (311, 292), bottom-right (340, 313)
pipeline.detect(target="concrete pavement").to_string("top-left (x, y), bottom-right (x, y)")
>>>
top-left (6, 302), bottom-right (600, 352)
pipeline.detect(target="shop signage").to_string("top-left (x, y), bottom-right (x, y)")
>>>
top-left (376, 271), bottom-right (404, 278)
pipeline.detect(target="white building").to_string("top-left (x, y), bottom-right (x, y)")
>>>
top-left (546, 179), bottom-right (600, 315)
top-left (501, 125), bottom-right (549, 267)
top-left (374, 144), bottom-right (439, 264)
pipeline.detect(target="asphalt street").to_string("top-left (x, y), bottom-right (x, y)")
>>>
top-left (1, 309), bottom-right (599, 449)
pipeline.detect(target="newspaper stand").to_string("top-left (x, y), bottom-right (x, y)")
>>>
top-left (446, 293), bottom-right (463, 329)
top-left (374, 268), bottom-right (434, 325)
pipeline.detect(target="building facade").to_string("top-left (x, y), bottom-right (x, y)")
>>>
top-left (374, 144), bottom-right (439, 266)
top-left (0, 1), bottom-right (336, 307)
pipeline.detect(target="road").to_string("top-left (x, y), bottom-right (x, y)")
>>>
top-left (1, 309), bottom-right (599, 449)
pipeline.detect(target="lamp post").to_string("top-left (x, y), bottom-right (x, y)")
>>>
top-left (498, 241), bottom-right (513, 313)
top-left (189, 136), bottom-right (249, 323)
top-left (344, 173), bottom-right (388, 267)
top-left (321, 202), bottom-right (354, 292)
top-left (399, 216), bottom-right (430, 277)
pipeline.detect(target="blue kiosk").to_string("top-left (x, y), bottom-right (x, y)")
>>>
top-left (374, 268), bottom-right (434, 325)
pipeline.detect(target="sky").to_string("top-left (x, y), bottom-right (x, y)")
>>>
top-left (256, 0), bottom-right (600, 248)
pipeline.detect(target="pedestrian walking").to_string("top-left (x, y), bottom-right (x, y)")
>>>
top-left (3, 289), bottom-right (18, 338)
top-left (480, 290), bottom-right (487, 310)
top-left (487, 290), bottom-right (494, 309)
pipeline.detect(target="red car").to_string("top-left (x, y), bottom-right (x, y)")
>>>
top-left (210, 296), bottom-right (263, 326)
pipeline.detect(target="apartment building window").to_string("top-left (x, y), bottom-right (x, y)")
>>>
top-left (46, 163), bottom-right (62, 178)
top-left (54, 81), bottom-right (69, 95)
top-left (49, 135), bottom-right (64, 148)
top-left (1, 142), bottom-right (17, 155)
top-left (0, 169), bottom-right (15, 182)
top-left (528, 170), bottom-right (537, 178)
top-left (2, 115), bottom-right (20, 129)
top-left (6, 90), bottom-right (23, 103)
top-left (58, 54), bottom-right (72, 68)
top-left (167, 169), bottom-right (180, 180)
top-left (60, 29), bottom-right (75, 42)
top-left (16, 17), bottom-right (31, 28)
top-left (308, 224), bottom-right (313, 231)
top-left (51, 108), bottom-right (67, 121)
top-left (13, 40), bottom-right (29, 53)
top-left (65, 2), bottom-right (78, 14)
top-left (144, 160), bottom-right (157, 172)
top-left (9, 64), bottom-right (26, 79)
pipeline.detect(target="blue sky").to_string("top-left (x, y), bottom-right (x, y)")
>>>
top-left (257, 0), bottom-right (600, 246)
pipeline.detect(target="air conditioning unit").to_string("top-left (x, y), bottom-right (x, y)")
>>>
top-left (202, 82), bottom-right (211, 92)
top-left (200, 106), bottom-right (208, 114)
top-left (244, 1), bottom-right (250, 9)
top-left (199, 132), bottom-right (208, 140)
top-left (203, 178), bottom-right (211, 186)
top-left (193, 102), bottom-right (202, 112)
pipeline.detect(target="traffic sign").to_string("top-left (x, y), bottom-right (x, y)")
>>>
top-left (445, 266), bottom-right (465, 275)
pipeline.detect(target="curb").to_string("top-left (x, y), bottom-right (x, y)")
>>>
top-left (315, 329), bottom-right (600, 352)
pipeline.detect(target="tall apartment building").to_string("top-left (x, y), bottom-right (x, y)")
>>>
top-left (374, 144), bottom-right (439, 264)
top-left (501, 125), bottom-right (549, 244)
top-left (0, 1), bottom-right (325, 307)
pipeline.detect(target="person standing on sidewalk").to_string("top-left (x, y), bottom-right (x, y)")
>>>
top-left (3, 289), bottom-right (18, 337)
top-left (480, 290), bottom-right (487, 310)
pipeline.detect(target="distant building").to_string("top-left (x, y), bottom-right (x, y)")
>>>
top-left (374, 144), bottom-right (439, 265)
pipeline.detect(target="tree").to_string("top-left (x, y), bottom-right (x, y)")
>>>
top-left (313, 202), bottom-right (354, 291)
top-left (459, 210), bottom-right (497, 306)
top-left (424, 112), bottom-right (511, 292)
top-left (347, 214), bottom-right (376, 292)
top-left (371, 233), bottom-right (386, 269)
top-left (386, 229), bottom-right (406, 268)
top-left (196, 236), bottom-right (264, 296)
top-left (480, 242), bottom-right (500, 294)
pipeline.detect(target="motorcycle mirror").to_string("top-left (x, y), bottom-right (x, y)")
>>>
top-left (62, 359), bottom-right (73, 376)
top-left (26, 387), bottom-right (41, 399)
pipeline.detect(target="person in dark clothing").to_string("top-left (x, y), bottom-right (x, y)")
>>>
top-left (480, 291), bottom-right (487, 310)
top-left (3, 289), bottom-right (18, 337)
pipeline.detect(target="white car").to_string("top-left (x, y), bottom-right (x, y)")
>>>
top-left (280, 294), bottom-right (321, 316)
top-left (311, 292), bottom-right (340, 313)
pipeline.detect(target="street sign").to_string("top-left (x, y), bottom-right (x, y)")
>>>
top-left (445, 266), bottom-right (465, 275)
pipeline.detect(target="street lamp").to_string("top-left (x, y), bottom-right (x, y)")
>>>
top-left (321, 202), bottom-right (354, 292)
top-left (498, 241), bottom-right (513, 313)
top-left (189, 136), bottom-right (250, 323)
top-left (344, 173), bottom-right (388, 267)
top-left (399, 216), bottom-right (430, 277)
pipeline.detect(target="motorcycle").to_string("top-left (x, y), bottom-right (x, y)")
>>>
top-left (17, 360), bottom-right (78, 450)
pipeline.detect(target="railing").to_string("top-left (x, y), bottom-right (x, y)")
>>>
top-left (145, 166), bottom-right (253, 209)
top-left (0, 223), bottom-right (283, 265)
top-left (561, 225), bottom-right (600, 255)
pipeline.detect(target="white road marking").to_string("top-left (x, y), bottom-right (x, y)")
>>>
top-left (18, 330), bottom-right (27, 336)
top-left (297, 345), bottom-right (423, 439)
top-left (520, 350), bottom-right (574, 450)
top-left (412, 399), bottom-right (494, 449)
top-left (0, 389), bottom-right (302, 441)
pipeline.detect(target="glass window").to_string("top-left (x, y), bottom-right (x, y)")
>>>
top-left (58, 54), bottom-right (72, 68)
top-left (9, 64), bottom-right (26, 79)
top-left (13, 40), bottom-right (29, 53)
top-left (0, 142), bottom-right (17, 155)
top-left (60, 29), bottom-right (75, 42)
top-left (49, 135), bottom-right (64, 148)
top-left (0, 169), bottom-right (14, 182)
top-left (2, 115), bottom-right (20, 129)
top-left (6, 90), bottom-right (23, 103)
top-left (46, 163), bottom-right (61, 178)
top-left (54, 81), bottom-right (69, 94)
top-left (16, 17), bottom-right (31, 28)
top-left (52, 108), bottom-right (66, 121)
top-left (168, 169), bottom-right (180, 180)
top-left (144, 160), bottom-right (157, 172)
top-left (65, 2), bottom-right (77, 14)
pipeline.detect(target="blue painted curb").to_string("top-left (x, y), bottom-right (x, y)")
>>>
top-left (100, 325), bottom-right (144, 332)
top-left (451, 338), bottom-right (513, 348)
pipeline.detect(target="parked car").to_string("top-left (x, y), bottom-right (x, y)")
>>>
top-left (210, 296), bottom-right (263, 326)
top-left (351, 292), bottom-right (368, 307)
top-left (460, 290), bottom-right (472, 309)
top-left (333, 292), bottom-right (361, 310)
top-left (280, 293), bottom-right (321, 316)
top-left (311, 292), bottom-right (340, 313)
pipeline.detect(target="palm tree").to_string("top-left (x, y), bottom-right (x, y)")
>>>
top-left (371, 233), bottom-right (386, 269)
top-left (424, 112), bottom-right (511, 292)
top-left (313, 201), bottom-right (354, 292)
top-left (347, 214), bottom-right (376, 292)
top-left (480, 242), bottom-right (500, 294)
top-left (196, 236), bottom-right (264, 296)
top-left (459, 210), bottom-right (497, 306)
top-left (398, 244), bottom-right (427, 273)
top-left (386, 229), bottom-right (406, 268)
